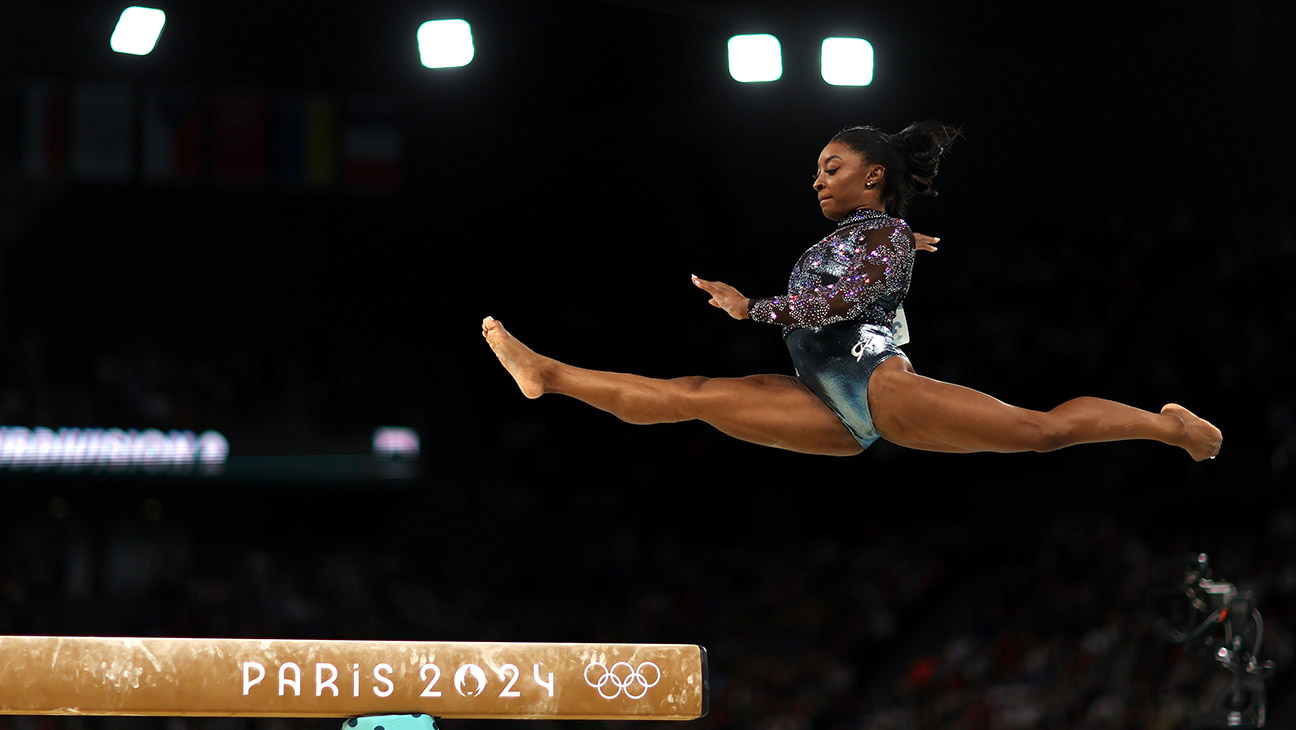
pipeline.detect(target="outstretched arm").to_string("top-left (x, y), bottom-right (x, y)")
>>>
top-left (691, 229), bottom-right (938, 323)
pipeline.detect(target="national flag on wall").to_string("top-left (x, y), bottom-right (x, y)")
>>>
top-left (342, 97), bottom-right (402, 190)
top-left (142, 87), bottom-right (203, 183)
top-left (0, 87), bottom-right (13, 176)
top-left (276, 94), bottom-right (337, 190)
top-left (20, 81), bottom-right (67, 179)
top-left (69, 83), bottom-right (134, 182)
top-left (210, 92), bottom-right (268, 184)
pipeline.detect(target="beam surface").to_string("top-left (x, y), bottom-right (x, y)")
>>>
top-left (0, 636), bottom-right (708, 720)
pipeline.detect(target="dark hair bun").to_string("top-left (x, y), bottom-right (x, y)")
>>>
top-left (893, 121), bottom-right (962, 201)
top-left (831, 120), bottom-right (962, 216)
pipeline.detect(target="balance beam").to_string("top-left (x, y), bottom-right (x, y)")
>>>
top-left (0, 636), bottom-right (708, 720)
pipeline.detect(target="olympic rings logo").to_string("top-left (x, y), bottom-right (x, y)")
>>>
top-left (583, 661), bottom-right (661, 700)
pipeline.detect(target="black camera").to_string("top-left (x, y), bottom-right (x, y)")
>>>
top-left (1150, 553), bottom-right (1275, 729)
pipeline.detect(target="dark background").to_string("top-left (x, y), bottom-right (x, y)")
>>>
top-left (1, 1), bottom-right (1294, 729)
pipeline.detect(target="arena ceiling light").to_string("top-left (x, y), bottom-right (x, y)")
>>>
top-left (821, 37), bottom-right (874, 86)
top-left (727, 34), bottom-right (782, 82)
top-left (109, 6), bottom-right (166, 56)
top-left (417, 19), bottom-right (474, 68)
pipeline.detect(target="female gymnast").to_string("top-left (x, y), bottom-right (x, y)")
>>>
top-left (481, 121), bottom-right (1222, 461)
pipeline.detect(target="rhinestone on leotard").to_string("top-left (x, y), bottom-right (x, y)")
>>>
top-left (747, 208), bottom-right (915, 337)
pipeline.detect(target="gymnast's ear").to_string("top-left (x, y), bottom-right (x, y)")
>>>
top-left (865, 163), bottom-right (886, 186)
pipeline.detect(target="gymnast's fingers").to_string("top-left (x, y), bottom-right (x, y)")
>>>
top-left (692, 274), bottom-right (732, 296)
top-left (692, 275), bottom-right (719, 297)
top-left (913, 232), bottom-right (941, 252)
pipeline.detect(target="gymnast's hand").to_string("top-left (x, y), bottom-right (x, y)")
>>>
top-left (691, 275), bottom-right (750, 320)
top-left (913, 232), bottom-right (941, 252)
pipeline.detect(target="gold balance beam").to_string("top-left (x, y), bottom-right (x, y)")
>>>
top-left (0, 636), bottom-right (708, 720)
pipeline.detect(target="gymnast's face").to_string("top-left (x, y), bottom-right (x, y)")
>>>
top-left (812, 141), bottom-right (884, 221)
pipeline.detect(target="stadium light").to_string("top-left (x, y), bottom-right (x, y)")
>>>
top-left (727, 34), bottom-right (782, 83)
top-left (821, 37), bottom-right (874, 86)
top-left (417, 19), bottom-right (474, 68)
top-left (110, 6), bottom-right (166, 56)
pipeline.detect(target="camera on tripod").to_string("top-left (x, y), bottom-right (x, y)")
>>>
top-left (1150, 553), bottom-right (1275, 729)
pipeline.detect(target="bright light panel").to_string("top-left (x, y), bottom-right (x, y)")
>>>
top-left (110, 6), bottom-right (166, 56)
top-left (821, 37), bottom-right (874, 86)
top-left (728, 34), bottom-right (782, 83)
top-left (418, 19), bottom-right (474, 68)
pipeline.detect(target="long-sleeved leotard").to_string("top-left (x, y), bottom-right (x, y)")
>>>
top-left (747, 207), bottom-right (916, 448)
top-left (747, 207), bottom-right (915, 336)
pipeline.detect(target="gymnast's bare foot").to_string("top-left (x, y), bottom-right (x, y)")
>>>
top-left (482, 317), bottom-right (549, 399)
top-left (1161, 403), bottom-right (1222, 461)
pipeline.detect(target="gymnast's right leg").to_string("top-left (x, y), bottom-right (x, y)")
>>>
top-left (482, 317), bottom-right (862, 456)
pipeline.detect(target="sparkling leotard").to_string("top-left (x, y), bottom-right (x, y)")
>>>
top-left (747, 208), bottom-right (915, 448)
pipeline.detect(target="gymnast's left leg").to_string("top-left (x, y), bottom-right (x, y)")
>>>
top-left (867, 357), bottom-right (1223, 460)
top-left (481, 317), bottom-right (863, 456)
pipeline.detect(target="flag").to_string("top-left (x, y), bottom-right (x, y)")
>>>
top-left (276, 94), bottom-right (337, 190)
top-left (20, 81), bottom-right (67, 179)
top-left (342, 97), bottom-right (402, 190)
top-left (210, 92), bottom-right (268, 184)
top-left (69, 83), bottom-right (134, 182)
top-left (142, 86), bottom-right (203, 183)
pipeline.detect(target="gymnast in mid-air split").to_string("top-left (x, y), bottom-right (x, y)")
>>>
top-left (481, 121), bottom-right (1222, 461)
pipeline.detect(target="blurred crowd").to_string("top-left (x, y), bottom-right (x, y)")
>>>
top-left (1, 476), bottom-right (1293, 730)
top-left (855, 516), bottom-right (1296, 730)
